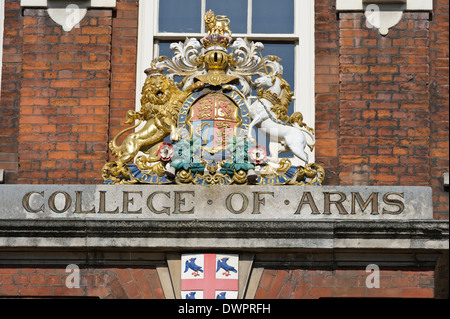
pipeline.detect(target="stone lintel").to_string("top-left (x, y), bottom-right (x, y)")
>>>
top-left (0, 219), bottom-right (447, 250)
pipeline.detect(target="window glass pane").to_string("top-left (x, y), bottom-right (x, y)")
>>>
top-left (259, 42), bottom-right (295, 108)
top-left (252, 0), bottom-right (294, 34)
top-left (158, 41), bottom-right (173, 59)
top-left (206, 0), bottom-right (247, 34)
top-left (157, 41), bottom-right (186, 83)
top-left (159, 0), bottom-right (202, 33)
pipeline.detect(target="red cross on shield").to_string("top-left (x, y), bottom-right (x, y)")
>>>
top-left (181, 253), bottom-right (239, 299)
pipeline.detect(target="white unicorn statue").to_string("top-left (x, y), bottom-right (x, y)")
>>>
top-left (248, 59), bottom-right (315, 165)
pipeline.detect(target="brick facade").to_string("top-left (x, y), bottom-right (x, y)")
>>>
top-left (255, 268), bottom-right (434, 299)
top-left (0, 267), bottom-right (164, 299)
top-left (108, 0), bottom-right (138, 150)
top-left (339, 12), bottom-right (431, 188)
top-left (0, 0), bottom-right (448, 299)
top-left (314, 0), bottom-right (340, 186)
top-left (0, 0), bottom-right (21, 184)
top-left (18, 8), bottom-right (113, 184)
top-left (0, 0), bottom-right (139, 184)
top-left (429, 0), bottom-right (449, 219)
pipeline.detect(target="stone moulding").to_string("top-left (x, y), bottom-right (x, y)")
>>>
top-left (0, 219), bottom-right (447, 250)
top-left (20, 0), bottom-right (117, 32)
top-left (336, 0), bottom-right (433, 35)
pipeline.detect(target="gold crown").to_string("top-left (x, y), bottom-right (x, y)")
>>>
top-left (201, 34), bottom-right (231, 51)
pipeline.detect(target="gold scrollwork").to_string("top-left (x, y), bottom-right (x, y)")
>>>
top-left (198, 173), bottom-right (233, 185)
top-left (293, 163), bottom-right (326, 185)
top-left (135, 156), bottom-right (166, 175)
top-left (102, 161), bottom-right (131, 184)
top-left (176, 169), bottom-right (194, 184)
top-left (232, 169), bottom-right (248, 184)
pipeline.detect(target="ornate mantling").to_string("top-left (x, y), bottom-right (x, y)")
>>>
top-left (103, 10), bottom-right (324, 186)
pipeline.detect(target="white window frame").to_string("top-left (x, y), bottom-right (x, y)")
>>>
top-left (136, 0), bottom-right (315, 164)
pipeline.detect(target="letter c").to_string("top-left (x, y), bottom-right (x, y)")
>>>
top-left (22, 191), bottom-right (45, 213)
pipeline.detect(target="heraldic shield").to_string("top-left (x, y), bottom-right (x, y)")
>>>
top-left (188, 93), bottom-right (244, 155)
top-left (102, 10), bottom-right (325, 186)
top-left (181, 253), bottom-right (239, 300)
top-left (178, 90), bottom-right (250, 164)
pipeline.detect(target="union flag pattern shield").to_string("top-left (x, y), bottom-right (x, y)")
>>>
top-left (189, 93), bottom-right (240, 156)
top-left (181, 253), bottom-right (239, 299)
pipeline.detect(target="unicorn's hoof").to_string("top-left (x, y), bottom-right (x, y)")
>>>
top-left (165, 166), bottom-right (176, 180)
top-left (247, 169), bottom-right (257, 183)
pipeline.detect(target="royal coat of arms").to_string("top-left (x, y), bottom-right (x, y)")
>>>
top-left (103, 10), bottom-right (324, 186)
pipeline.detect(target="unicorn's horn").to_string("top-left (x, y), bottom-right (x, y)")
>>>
top-left (259, 52), bottom-right (269, 74)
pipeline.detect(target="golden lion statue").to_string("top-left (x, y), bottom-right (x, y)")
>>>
top-left (204, 10), bottom-right (232, 37)
top-left (109, 70), bottom-right (204, 166)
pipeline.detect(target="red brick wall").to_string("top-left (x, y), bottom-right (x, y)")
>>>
top-left (0, 0), bottom-right (22, 184)
top-left (429, 0), bottom-right (449, 219)
top-left (255, 268), bottom-right (434, 299)
top-left (1, 0), bottom-right (139, 184)
top-left (0, 267), bottom-right (164, 299)
top-left (338, 12), bottom-right (431, 187)
top-left (108, 0), bottom-right (138, 151)
top-left (314, 0), bottom-right (340, 185)
top-left (0, 266), bottom-right (437, 299)
top-left (17, 8), bottom-right (113, 184)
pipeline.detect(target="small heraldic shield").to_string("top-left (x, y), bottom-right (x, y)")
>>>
top-left (181, 253), bottom-right (239, 299)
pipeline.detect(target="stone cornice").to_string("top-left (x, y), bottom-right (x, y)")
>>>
top-left (0, 219), bottom-right (447, 250)
top-left (336, 0), bottom-right (433, 11)
top-left (20, 0), bottom-right (116, 32)
top-left (20, 0), bottom-right (117, 8)
top-left (336, 0), bottom-right (433, 35)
